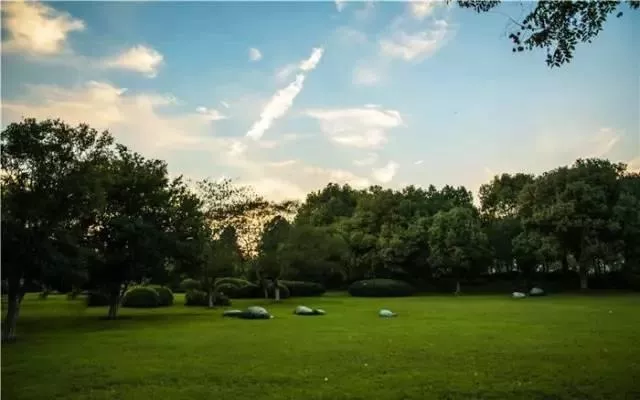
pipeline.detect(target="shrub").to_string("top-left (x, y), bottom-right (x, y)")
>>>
top-left (86, 291), bottom-right (110, 307)
top-left (235, 282), bottom-right (262, 298)
top-left (180, 278), bottom-right (201, 292)
top-left (215, 277), bottom-right (252, 287)
top-left (185, 289), bottom-right (231, 307)
top-left (215, 283), bottom-right (240, 298)
top-left (148, 286), bottom-right (174, 306)
top-left (348, 279), bottom-right (415, 297)
top-left (279, 280), bottom-right (326, 297)
top-left (122, 287), bottom-right (160, 308)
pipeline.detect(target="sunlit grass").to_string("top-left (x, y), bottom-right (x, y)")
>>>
top-left (3, 293), bottom-right (640, 400)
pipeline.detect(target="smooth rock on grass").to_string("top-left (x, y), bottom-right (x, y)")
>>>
top-left (379, 309), bottom-right (397, 318)
top-left (512, 292), bottom-right (527, 299)
top-left (294, 305), bottom-right (326, 316)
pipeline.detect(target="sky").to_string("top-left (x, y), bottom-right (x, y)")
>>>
top-left (2, 0), bottom-right (639, 202)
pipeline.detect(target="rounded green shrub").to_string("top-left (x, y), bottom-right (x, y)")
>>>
top-left (122, 287), bottom-right (160, 308)
top-left (148, 286), bottom-right (174, 306)
top-left (86, 291), bottom-right (109, 307)
top-left (185, 289), bottom-right (231, 307)
top-left (279, 280), bottom-right (326, 297)
top-left (215, 277), bottom-right (252, 287)
top-left (348, 279), bottom-right (415, 297)
top-left (215, 283), bottom-right (240, 298)
top-left (180, 278), bottom-right (201, 292)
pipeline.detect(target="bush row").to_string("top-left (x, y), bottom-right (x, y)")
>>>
top-left (185, 290), bottom-right (231, 307)
top-left (86, 286), bottom-right (175, 308)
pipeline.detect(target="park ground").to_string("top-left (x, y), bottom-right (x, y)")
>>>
top-left (2, 293), bottom-right (640, 400)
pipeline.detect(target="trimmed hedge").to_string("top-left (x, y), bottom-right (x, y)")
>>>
top-left (122, 287), bottom-right (160, 308)
top-left (348, 279), bottom-right (415, 297)
top-left (215, 283), bottom-right (240, 298)
top-left (279, 280), bottom-right (326, 297)
top-left (148, 286), bottom-right (174, 306)
top-left (86, 291), bottom-right (109, 307)
top-left (215, 277), bottom-right (252, 287)
top-left (185, 289), bottom-right (231, 307)
top-left (180, 278), bottom-right (201, 292)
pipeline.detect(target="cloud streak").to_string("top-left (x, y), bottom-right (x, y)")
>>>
top-left (246, 47), bottom-right (324, 141)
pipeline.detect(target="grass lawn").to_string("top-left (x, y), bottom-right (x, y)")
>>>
top-left (2, 293), bottom-right (640, 400)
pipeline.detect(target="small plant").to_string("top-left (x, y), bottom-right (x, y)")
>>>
top-left (121, 287), bottom-right (160, 308)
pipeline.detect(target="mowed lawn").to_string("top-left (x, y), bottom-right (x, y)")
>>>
top-left (3, 293), bottom-right (640, 400)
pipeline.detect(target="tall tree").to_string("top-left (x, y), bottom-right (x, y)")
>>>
top-left (86, 145), bottom-right (178, 319)
top-left (256, 216), bottom-right (291, 300)
top-left (1, 119), bottom-right (114, 341)
top-left (455, 0), bottom-right (639, 67)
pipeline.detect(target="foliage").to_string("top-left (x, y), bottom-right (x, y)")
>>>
top-left (184, 289), bottom-right (231, 307)
top-left (180, 278), bottom-right (202, 292)
top-left (455, 0), bottom-right (639, 67)
top-left (86, 291), bottom-right (109, 307)
top-left (348, 279), bottom-right (415, 297)
top-left (214, 277), bottom-right (253, 287)
top-left (278, 280), bottom-right (326, 297)
top-left (122, 287), bottom-right (161, 308)
top-left (148, 286), bottom-right (174, 306)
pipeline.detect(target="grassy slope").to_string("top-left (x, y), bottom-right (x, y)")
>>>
top-left (2, 293), bottom-right (640, 400)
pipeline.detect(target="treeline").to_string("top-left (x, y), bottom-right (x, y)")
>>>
top-left (2, 119), bottom-right (640, 341)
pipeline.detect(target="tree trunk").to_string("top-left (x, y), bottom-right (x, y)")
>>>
top-left (454, 280), bottom-right (461, 296)
top-left (579, 270), bottom-right (588, 290)
top-left (2, 293), bottom-right (21, 343)
top-left (562, 253), bottom-right (569, 274)
top-left (107, 285), bottom-right (122, 320)
top-left (208, 290), bottom-right (214, 308)
top-left (274, 284), bottom-right (281, 302)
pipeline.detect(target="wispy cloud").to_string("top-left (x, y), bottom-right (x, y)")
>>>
top-left (409, 0), bottom-right (439, 20)
top-left (414, 160), bottom-right (424, 165)
top-left (196, 106), bottom-right (227, 121)
top-left (103, 45), bottom-right (164, 78)
top-left (335, 0), bottom-right (346, 12)
top-left (248, 47), bottom-right (262, 62)
top-left (1, 0), bottom-right (85, 55)
top-left (380, 19), bottom-right (451, 62)
top-left (246, 47), bottom-right (324, 141)
top-left (354, 152), bottom-right (379, 166)
top-left (372, 161), bottom-right (399, 183)
top-left (305, 105), bottom-right (404, 149)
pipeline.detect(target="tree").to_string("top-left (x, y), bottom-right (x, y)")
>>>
top-left (455, 0), bottom-right (639, 67)
top-left (519, 159), bottom-right (625, 289)
top-left (614, 172), bottom-right (640, 274)
top-left (255, 216), bottom-right (291, 300)
top-left (86, 145), bottom-right (179, 319)
top-left (427, 207), bottom-right (491, 294)
top-left (1, 119), bottom-right (114, 341)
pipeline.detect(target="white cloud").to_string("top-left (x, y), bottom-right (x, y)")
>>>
top-left (248, 47), bottom-right (262, 62)
top-left (103, 45), bottom-right (164, 78)
top-left (627, 157), bottom-right (640, 173)
top-left (414, 160), bottom-right (424, 165)
top-left (335, 0), bottom-right (346, 12)
top-left (353, 67), bottom-right (381, 86)
top-left (196, 106), bottom-right (227, 121)
top-left (299, 47), bottom-right (325, 72)
top-left (246, 47), bottom-right (324, 141)
top-left (220, 101), bottom-right (230, 109)
top-left (380, 19), bottom-right (450, 61)
top-left (1, 0), bottom-right (85, 55)
top-left (535, 127), bottom-right (622, 160)
top-left (275, 63), bottom-right (297, 82)
top-left (354, 153), bottom-right (379, 166)
top-left (409, 0), bottom-right (439, 20)
top-left (372, 161), bottom-right (399, 183)
top-left (2, 80), bottom-right (373, 203)
top-left (305, 106), bottom-right (403, 149)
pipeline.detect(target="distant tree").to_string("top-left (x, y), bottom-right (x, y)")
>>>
top-left (455, 0), bottom-right (639, 67)
top-left (518, 159), bottom-right (625, 289)
top-left (1, 119), bottom-right (114, 341)
top-left (614, 172), bottom-right (640, 274)
top-left (428, 207), bottom-right (491, 294)
top-left (255, 216), bottom-right (291, 300)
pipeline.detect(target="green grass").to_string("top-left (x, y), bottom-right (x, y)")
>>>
top-left (3, 293), bottom-right (640, 400)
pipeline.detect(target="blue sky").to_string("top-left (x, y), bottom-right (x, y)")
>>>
top-left (2, 1), bottom-right (638, 201)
